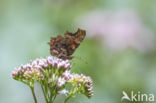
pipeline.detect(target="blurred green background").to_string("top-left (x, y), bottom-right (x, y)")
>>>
top-left (1, 0), bottom-right (156, 103)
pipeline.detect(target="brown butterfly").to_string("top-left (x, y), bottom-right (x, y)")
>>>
top-left (48, 28), bottom-right (86, 60)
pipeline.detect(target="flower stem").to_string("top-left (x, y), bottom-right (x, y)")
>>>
top-left (30, 87), bottom-right (38, 103)
top-left (52, 94), bottom-right (57, 103)
top-left (64, 95), bottom-right (72, 103)
top-left (41, 84), bottom-right (49, 103)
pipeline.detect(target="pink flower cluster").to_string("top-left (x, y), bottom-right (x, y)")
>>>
top-left (69, 74), bottom-right (93, 98)
top-left (11, 56), bottom-right (71, 81)
top-left (11, 56), bottom-right (94, 99)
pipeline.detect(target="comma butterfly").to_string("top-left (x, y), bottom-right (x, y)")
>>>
top-left (48, 29), bottom-right (86, 60)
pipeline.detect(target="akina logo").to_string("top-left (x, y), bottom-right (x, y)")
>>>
top-left (121, 91), bottom-right (154, 102)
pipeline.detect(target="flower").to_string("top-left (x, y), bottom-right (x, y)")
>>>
top-left (56, 77), bottom-right (66, 88)
top-left (11, 56), bottom-right (71, 84)
top-left (11, 56), bottom-right (93, 102)
top-left (58, 89), bottom-right (69, 95)
top-left (69, 74), bottom-right (93, 98)
top-left (62, 70), bottom-right (72, 80)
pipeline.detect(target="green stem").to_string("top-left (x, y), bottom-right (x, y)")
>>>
top-left (30, 87), bottom-right (38, 103)
top-left (49, 90), bottom-right (54, 103)
top-left (64, 95), bottom-right (72, 103)
top-left (41, 84), bottom-right (49, 103)
top-left (52, 94), bottom-right (57, 103)
top-left (49, 79), bottom-right (56, 103)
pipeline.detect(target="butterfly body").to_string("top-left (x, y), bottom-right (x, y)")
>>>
top-left (48, 29), bottom-right (86, 60)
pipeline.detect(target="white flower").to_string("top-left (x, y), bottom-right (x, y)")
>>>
top-left (62, 70), bottom-right (72, 80)
top-left (47, 56), bottom-right (53, 64)
top-left (58, 89), bottom-right (69, 95)
top-left (57, 77), bottom-right (66, 88)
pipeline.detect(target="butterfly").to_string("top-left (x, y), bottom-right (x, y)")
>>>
top-left (48, 28), bottom-right (86, 60)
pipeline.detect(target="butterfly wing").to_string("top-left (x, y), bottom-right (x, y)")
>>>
top-left (65, 29), bottom-right (86, 56)
top-left (48, 35), bottom-right (68, 59)
top-left (49, 29), bottom-right (86, 60)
